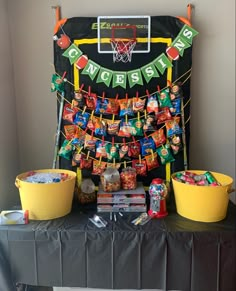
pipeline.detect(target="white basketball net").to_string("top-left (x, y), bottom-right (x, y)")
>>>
top-left (110, 39), bottom-right (137, 63)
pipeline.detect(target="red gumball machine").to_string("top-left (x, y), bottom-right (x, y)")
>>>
top-left (148, 178), bottom-right (168, 218)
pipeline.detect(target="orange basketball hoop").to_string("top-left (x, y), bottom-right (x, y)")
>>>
top-left (110, 25), bottom-right (137, 63)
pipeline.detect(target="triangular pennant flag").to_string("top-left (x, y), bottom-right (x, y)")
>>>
top-left (141, 63), bottom-right (159, 83)
top-left (112, 71), bottom-right (127, 89)
top-left (127, 69), bottom-right (143, 88)
top-left (96, 67), bottom-right (113, 87)
top-left (178, 24), bottom-right (199, 45)
top-left (62, 43), bottom-right (83, 65)
top-left (81, 60), bottom-right (100, 80)
top-left (153, 53), bottom-right (172, 75)
top-left (172, 36), bottom-right (191, 56)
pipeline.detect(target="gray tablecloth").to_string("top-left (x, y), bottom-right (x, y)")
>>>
top-left (0, 202), bottom-right (236, 291)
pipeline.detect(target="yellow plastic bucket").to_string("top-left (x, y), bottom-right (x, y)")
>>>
top-left (172, 170), bottom-right (234, 222)
top-left (15, 169), bottom-right (76, 220)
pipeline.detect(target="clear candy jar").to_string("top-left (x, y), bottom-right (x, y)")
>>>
top-left (101, 167), bottom-right (120, 192)
top-left (120, 167), bottom-right (137, 190)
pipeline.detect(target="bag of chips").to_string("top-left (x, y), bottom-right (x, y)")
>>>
top-left (107, 120), bottom-right (120, 135)
top-left (157, 88), bottom-right (173, 108)
top-left (105, 98), bottom-right (119, 115)
top-left (63, 103), bottom-right (78, 123)
top-left (140, 137), bottom-right (156, 156)
top-left (145, 152), bottom-right (159, 171)
top-left (119, 98), bottom-right (134, 117)
top-left (132, 160), bottom-right (147, 176)
top-left (143, 114), bottom-right (157, 132)
top-left (146, 94), bottom-right (158, 115)
top-left (156, 107), bottom-right (172, 124)
top-left (74, 91), bottom-right (85, 108)
top-left (165, 116), bottom-right (183, 137)
top-left (95, 98), bottom-right (109, 114)
top-left (133, 97), bottom-right (145, 113)
top-left (130, 119), bottom-right (144, 136)
top-left (170, 84), bottom-right (183, 100)
top-left (150, 129), bottom-right (166, 147)
top-left (73, 112), bottom-right (90, 129)
top-left (156, 145), bottom-right (175, 164)
top-left (169, 135), bottom-right (183, 155)
top-left (85, 93), bottom-right (97, 110)
top-left (92, 160), bottom-right (107, 175)
top-left (58, 139), bottom-right (74, 160)
top-left (95, 141), bottom-right (108, 158)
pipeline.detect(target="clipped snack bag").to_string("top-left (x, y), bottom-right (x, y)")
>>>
top-left (130, 119), bottom-right (144, 136)
top-left (133, 97), bottom-right (145, 113)
top-left (64, 124), bottom-right (78, 140)
top-left (80, 154), bottom-right (92, 169)
top-left (170, 98), bottom-right (181, 115)
top-left (63, 103), bottom-right (78, 123)
top-left (87, 117), bottom-right (96, 132)
top-left (58, 139), bottom-right (74, 160)
top-left (145, 152), bottom-right (159, 171)
top-left (105, 143), bottom-right (119, 161)
top-left (143, 114), bottom-right (157, 132)
top-left (157, 88), bottom-right (173, 108)
top-left (157, 107), bottom-right (172, 124)
top-left (165, 116), bottom-right (183, 137)
top-left (119, 98), bottom-right (134, 117)
top-left (73, 112), bottom-right (90, 129)
top-left (140, 137), bottom-right (156, 156)
top-left (128, 141), bottom-right (140, 158)
top-left (170, 83), bottom-right (183, 100)
top-left (150, 128), bottom-right (166, 147)
top-left (84, 134), bottom-right (97, 152)
top-left (146, 94), bottom-right (158, 115)
top-left (92, 160), bottom-right (107, 175)
top-left (119, 144), bottom-right (129, 159)
top-left (118, 120), bottom-right (132, 137)
top-left (107, 120), bottom-right (120, 135)
top-left (169, 135), bottom-right (183, 155)
top-left (132, 159), bottom-right (147, 176)
top-left (95, 140), bottom-right (107, 159)
top-left (157, 144), bottom-right (175, 165)
top-left (85, 93), bottom-right (97, 110)
top-left (94, 117), bottom-right (107, 136)
top-left (74, 91), bottom-right (85, 108)
top-left (72, 150), bottom-right (82, 166)
top-left (95, 98), bottom-right (109, 114)
top-left (106, 98), bottom-right (119, 115)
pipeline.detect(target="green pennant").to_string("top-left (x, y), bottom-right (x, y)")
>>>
top-left (153, 53), bottom-right (172, 75)
top-left (81, 60), bottom-right (100, 80)
top-left (141, 63), bottom-right (159, 83)
top-left (172, 36), bottom-right (191, 56)
top-left (127, 69), bottom-right (143, 88)
top-left (96, 67), bottom-right (113, 87)
top-left (112, 71), bottom-right (127, 89)
top-left (178, 24), bottom-right (199, 45)
top-left (62, 44), bottom-right (82, 65)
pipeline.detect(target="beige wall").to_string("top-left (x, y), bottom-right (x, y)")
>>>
top-left (0, 0), bottom-right (20, 209)
top-left (0, 0), bottom-right (235, 209)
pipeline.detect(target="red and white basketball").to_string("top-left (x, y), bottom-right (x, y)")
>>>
top-left (166, 46), bottom-right (179, 61)
top-left (75, 55), bottom-right (88, 69)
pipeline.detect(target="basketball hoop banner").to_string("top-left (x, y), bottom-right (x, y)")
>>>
top-left (53, 15), bottom-right (198, 186)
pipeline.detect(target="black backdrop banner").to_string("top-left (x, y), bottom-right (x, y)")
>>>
top-left (53, 15), bottom-right (193, 187)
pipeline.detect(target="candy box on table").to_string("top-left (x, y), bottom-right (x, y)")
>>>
top-left (171, 170), bottom-right (234, 222)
